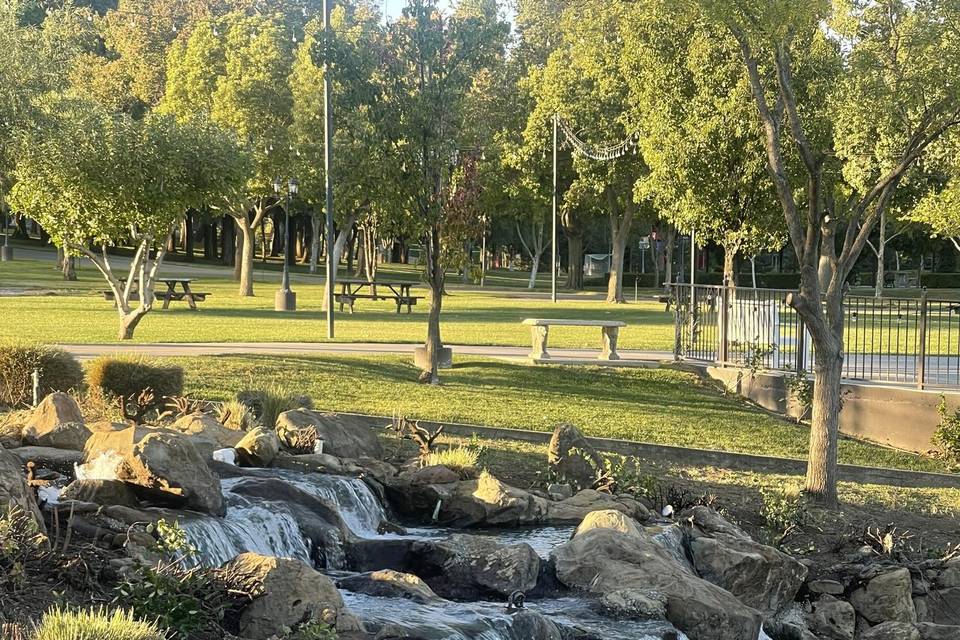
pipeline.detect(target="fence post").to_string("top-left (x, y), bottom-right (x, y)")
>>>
top-left (917, 288), bottom-right (928, 390)
top-left (719, 280), bottom-right (730, 366)
top-left (672, 284), bottom-right (682, 361)
top-left (795, 318), bottom-right (806, 374)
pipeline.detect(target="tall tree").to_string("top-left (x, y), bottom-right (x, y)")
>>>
top-left (10, 99), bottom-right (249, 338)
top-left (388, 0), bottom-right (508, 383)
top-left (699, 0), bottom-right (960, 505)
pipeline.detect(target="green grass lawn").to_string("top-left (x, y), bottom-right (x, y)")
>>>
top-left (174, 353), bottom-right (946, 473)
top-left (0, 258), bottom-right (675, 349)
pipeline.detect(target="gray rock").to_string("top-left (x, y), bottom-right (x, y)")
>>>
top-left (546, 483), bottom-right (573, 501)
top-left (552, 526), bottom-right (762, 640)
top-left (276, 410), bottom-right (382, 459)
top-left (850, 568), bottom-right (917, 625)
top-left (0, 445), bottom-right (44, 531)
top-left (60, 479), bottom-right (140, 509)
top-left (574, 509), bottom-right (644, 539)
top-left (685, 506), bottom-right (807, 616)
top-left (337, 569), bottom-right (442, 604)
top-left (410, 534), bottom-right (540, 600)
top-left (169, 413), bottom-right (244, 458)
top-left (859, 622), bottom-right (922, 640)
top-left (547, 423), bottom-right (602, 491)
top-left (806, 595), bottom-right (855, 640)
top-left (509, 610), bottom-right (564, 640)
top-left (600, 588), bottom-right (668, 620)
top-left (809, 579), bottom-right (846, 596)
top-left (548, 489), bottom-right (650, 524)
top-left (235, 427), bottom-right (280, 467)
top-left (921, 586), bottom-right (960, 625)
top-left (22, 392), bottom-right (89, 451)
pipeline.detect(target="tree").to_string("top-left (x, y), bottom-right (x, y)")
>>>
top-left (388, 0), bottom-right (508, 383)
top-left (699, 0), bottom-right (960, 505)
top-left (10, 99), bottom-right (249, 339)
top-left (162, 11), bottom-right (294, 297)
top-left (621, 1), bottom-right (784, 286)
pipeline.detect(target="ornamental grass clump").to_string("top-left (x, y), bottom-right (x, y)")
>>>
top-left (31, 607), bottom-right (165, 640)
top-left (423, 446), bottom-right (480, 478)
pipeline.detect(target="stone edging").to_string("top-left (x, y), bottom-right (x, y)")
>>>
top-left (342, 412), bottom-right (960, 491)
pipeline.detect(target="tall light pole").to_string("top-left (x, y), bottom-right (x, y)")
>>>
top-left (480, 214), bottom-right (488, 287)
top-left (274, 176), bottom-right (298, 311)
top-left (322, 0), bottom-right (335, 339)
top-left (551, 113), bottom-right (558, 303)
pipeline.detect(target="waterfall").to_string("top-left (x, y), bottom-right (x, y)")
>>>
top-left (269, 469), bottom-right (388, 537)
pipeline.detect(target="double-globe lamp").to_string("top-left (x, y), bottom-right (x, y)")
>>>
top-left (274, 176), bottom-right (299, 312)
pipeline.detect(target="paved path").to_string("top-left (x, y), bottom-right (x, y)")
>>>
top-left (58, 341), bottom-right (672, 365)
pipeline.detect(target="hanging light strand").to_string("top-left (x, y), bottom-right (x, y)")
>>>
top-left (557, 116), bottom-right (638, 162)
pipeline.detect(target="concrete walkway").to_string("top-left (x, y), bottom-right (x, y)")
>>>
top-left (58, 341), bottom-right (672, 365)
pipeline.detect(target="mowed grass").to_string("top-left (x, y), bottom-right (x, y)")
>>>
top-left (0, 258), bottom-right (675, 349)
top-left (175, 353), bottom-right (947, 473)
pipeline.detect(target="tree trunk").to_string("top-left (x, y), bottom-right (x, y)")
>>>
top-left (663, 226), bottom-right (676, 291)
top-left (238, 221), bottom-right (256, 297)
top-left (62, 255), bottom-right (76, 281)
top-left (805, 337), bottom-right (843, 507)
top-left (234, 223), bottom-right (243, 282)
top-left (185, 210), bottom-right (195, 262)
top-left (423, 223), bottom-right (444, 385)
top-left (322, 213), bottom-right (358, 311)
top-left (310, 215), bottom-right (320, 274)
top-left (118, 308), bottom-right (150, 340)
top-left (605, 198), bottom-right (635, 303)
top-left (875, 209), bottom-right (887, 298)
top-left (270, 210), bottom-right (284, 257)
top-left (723, 244), bottom-right (738, 287)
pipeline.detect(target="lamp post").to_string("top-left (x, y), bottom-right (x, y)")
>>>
top-left (274, 176), bottom-right (298, 312)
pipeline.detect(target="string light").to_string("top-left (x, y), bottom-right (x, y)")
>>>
top-left (557, 117), bottom-right (638, 162)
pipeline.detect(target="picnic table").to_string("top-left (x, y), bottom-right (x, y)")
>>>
top-left (102, 278), bottom-right (210, 310)
top-left (335, 279), bottom-right (421, 314)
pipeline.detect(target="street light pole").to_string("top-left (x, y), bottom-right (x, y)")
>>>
top-left (551, 113), bottom-right (558, 304)
top-left (323, 0), bottom-right (336, 339)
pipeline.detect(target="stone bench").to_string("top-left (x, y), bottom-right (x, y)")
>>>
top-left (521, 318), bottom-right (627, 361)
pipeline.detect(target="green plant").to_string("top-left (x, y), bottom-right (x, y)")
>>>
top-left (0, 506), bottom-right (48, 593)
top-left (933, 396), bottom-right (960, 462)
top-left (114, 562), bottom-right (232, 640)
top-left (423, 446), bottom-right (480, 477)
top-left (283, 621), bottom-right (338, 640)
top-left (759, 485), bottom-right (807, 546)
top-left (86, 355), bottom-right (183, 413)
top-left (239, 385), bottom-right (312, 429)
top-left (147, 519), bottom-right (197, 560)
top-left (216, 399), bottom-right (259, 431)
top-left (0, 342), bottom-right (83, 408)
top-left (32, 607), bottom-right (165, 640)
top-left (785, 371), bottom-right (813, 423)
top-left (589, 454), bottom-right (659, 497)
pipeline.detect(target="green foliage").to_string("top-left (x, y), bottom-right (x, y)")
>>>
top-left (933, 396), bottom-right (960, 462)
top-left (282, 621), bottom-right (338, 640)
top-left (423, 446), bottom-right (480, 477)
top-left (759, 484), bottom-right (807, 542)
top-left (85, 355), bottom-right (184, 409)
top-left (146, 519), bottom-right (197, 559)
top-left (921, 273), bottom-right (960, 289)
top-left (786, 372), bottom-right (813, 423)
top-left (114, 562), bottom-right (232, 640)
top-left (0, 506), bottom-right (47, 594)
top-left (238, 385), bottom-right (312, 430)
top-left (592, 454), bottom-right (659, 498)
top-left (32, 607), bottom-right (165, 640)
top-left (0, 342), bottom-right (84, 408)
top-left (216, 399), bottom-right (260, 431)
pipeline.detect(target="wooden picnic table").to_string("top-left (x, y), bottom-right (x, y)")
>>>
top-left (336, 279), bottom-right (421, 314)
top-left (104, 278), bottom-right (210, 310)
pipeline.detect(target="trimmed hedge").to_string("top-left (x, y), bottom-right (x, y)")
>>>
top-left (0, 342), bottom-right (84, 408)
top-left (921, 273), bottom-right (960, 289)
top-left (86, 355), bottom-right (184, 404)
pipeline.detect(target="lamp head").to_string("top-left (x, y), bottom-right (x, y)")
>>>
top-left (288, 177), bottom-right (299, 196)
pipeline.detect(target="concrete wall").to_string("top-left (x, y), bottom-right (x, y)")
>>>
top-left (695, 365), bottom-right (960, 454)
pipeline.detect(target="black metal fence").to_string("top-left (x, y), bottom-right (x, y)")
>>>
top-left (671, 283), bottom-right (960, 389)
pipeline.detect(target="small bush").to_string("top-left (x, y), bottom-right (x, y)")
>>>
top-left (238, 385), bottom-right (312, 429)
top-left (759, 485), bottom-right (806, 545)
top-left (86, 355), bottom-right (183, 410)
top-left (216, 399), bottom-right (260, 431)
top-left (32, 607), bottom-right (165, 640)
top-left (933, 396), bottom-right (960, 462)
top-left (283, 621), bottom-right (338, 640)
top-left (423, 446), bottom-right (480, 477)
top-left (0, 343), bottom-right (83, 408)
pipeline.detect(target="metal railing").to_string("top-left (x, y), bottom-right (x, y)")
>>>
top-left (671, 283), bottom-right (960, 389)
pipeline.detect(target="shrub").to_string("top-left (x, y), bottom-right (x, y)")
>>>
top-left (0, 506), bottom-right (48, 593)
top-left (0, 343), bottom-right (83, 408)
top-left (114, 562), bottom-right (233, 640)
top-left (283, 621), bottom-right (338, 640)
top-left (238, 385), bottom-right (312, 429)
top-left (86, 355), bottom-right (183, 409)
top-left (933, 396), bottom-right (960, 462)
top-left (216, 399), bottom-right (260, 431)
top-left (759, 484), bottom-right (806, 546)
top-left (921, 272), bottom-right (960, 289)
top-left (32, 607), bottom-right (165, 640)
top-left (423, 446), bottom-right (480, 477)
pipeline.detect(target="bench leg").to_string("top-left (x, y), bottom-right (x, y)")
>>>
top-left (162, 295), bottom-right (172, 310)
top-left (600, 327), bottom-right (620, 361)
top-left (530, 326), bottom-right (550, 360)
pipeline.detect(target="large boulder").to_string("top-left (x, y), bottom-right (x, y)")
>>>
top-left (169, 413), bottom-right (244, 458)
top-left (337, 569), bottom-right (442, 604)
top-left (22, 392), bottom-right (90, 451)
top-left (235, 427), bottom-right (280, 467)
top-left (547, 423), bottom-right (602, 491)
top-left (509, 610), bottom-right (564, 640)
top-left (60, 479), bottom-right (140, 509)
top-left (573, 509), bottom-right (644, 539)
top-left (920, 587), bottom-right (960, 625)
top-left (276, 410), bottom-right (382, 459)
top-left (552, 526), bottom-right (762, 640)
top-left (409, 534), bottom-right (541, 600)
top-left (0, 445), bottom-right (44, 530)
top-left (83, 426), bottom-right (224, 515)
top-left (433, 472), bottom-right (550, 528)
top-left (547, 489), bottom-right (650, 524)
top-left (222, 552), bottom-right (354, 639)
top-left (684, 506), bottom-right (807, 615)
top-left (860, 622), bottom-right (922, 640)
top-left (850, 568), bottom-right (917, 625)
top-left (806, 595), bottom-right (855, 640)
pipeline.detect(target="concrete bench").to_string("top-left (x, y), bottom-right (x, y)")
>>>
top-left (522, 318), bottom-right (627, 361)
